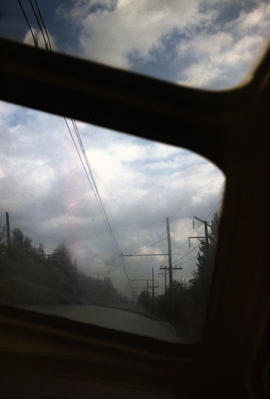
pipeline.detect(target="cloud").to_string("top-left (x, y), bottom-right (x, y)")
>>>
top-left (176, 1), bottom-right (270, 88)
top-left (0, 100), bottom-right (224, 295)
top-left (24, 27), bottom-right (56, 50)
top-left (63, 0), bottom-right (210, 68)
top-left (236, 1), bottom-right (270, 32)
top-left (58, 0), bottom-right (270, 89)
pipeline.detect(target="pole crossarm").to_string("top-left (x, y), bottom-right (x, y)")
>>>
top-left (160, 266), bottom-right (183, 270)
top-left (188, 236), bottom-right (206, 247)
top-left (193, 216), bottom-right (212, 229)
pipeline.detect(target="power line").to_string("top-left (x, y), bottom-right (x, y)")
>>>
top-left (181, 271), bottom-right (194, 278)
top-left (17, 0), bottom-right (37, 47)
top-left (205, 202), bottom-right (219, 221)
top-left (22, 1), bottom-right (121, 256)
top-left (126, 237), bottom-right (166, 258)
top-left (28, 0), bottom-right (49, 50)
top-left (192, 216), bottom-right (204, 233)
top-left (64, 118), bottom-right (113, 245)
top-left (176, 211), bottom-right (216, 267)
top-left (33, 0), bottom-right (52, 50)
top-left (147, 237), bottom-right (166, 247)
top-left (68, 118), bottom-right (130, 288)
top-left (72, 119), bottom-right (121, 256)
top-left (173, 243), bottom-right (200, 265)
top-left (24, 5), bottom-right (108, 247)
top-left (64, 118), bottom-right (95, 191)
top-left (70, 121), bottom-right (114, 246)
top-left (177, 254), bottom-right (198, 265)
top-left (17, 0), bottom-right (131, 291)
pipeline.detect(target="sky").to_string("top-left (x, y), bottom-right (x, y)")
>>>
top-left (0, 0), bottom-right (269, 297)
top-left (0, 99), bottom-right (224, 296)
top-left (1, 0), bottom-right (270, 88)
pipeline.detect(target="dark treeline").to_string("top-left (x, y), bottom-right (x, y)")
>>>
top-left (0, 224), bottom-right (125, 306)
top-left (0, 213), bottom-right (219, 340)
top-left (137, 212), bottom-right (219, 340)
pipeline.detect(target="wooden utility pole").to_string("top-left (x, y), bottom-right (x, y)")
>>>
top-left (166, 217), bottom-right (173, 290)
top-left (160, 264), bottom-right (183, 292)
top-left (164, 268), bottom-right (167, 291)
top-left (5, 212), bottom-right (11, 249)
top-left (189, 216), bottom-right (212, 251)
top-left (152, 267), bottom-right (155, 299)
top-left (204, 220), bottom-right (209, 246)
top-left (121, 218), bottom-right (174, 292)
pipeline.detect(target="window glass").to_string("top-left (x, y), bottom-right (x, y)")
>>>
top-left (1, 1), bottom-right (270, 89)
top-left (0, 100), bottom-right (225, 342)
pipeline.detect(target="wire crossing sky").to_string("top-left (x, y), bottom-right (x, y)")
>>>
top-left (2, 0), bottom-right (270, 89)
top-left (5, 0), bottom-right (266, 294)
top-left (14, 0), bottom-right (132, 290)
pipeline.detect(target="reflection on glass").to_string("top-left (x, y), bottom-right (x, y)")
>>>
top-left (1, 1), bottom-right (270, 89)
top-left (0, 101), bottom-right (225, 342)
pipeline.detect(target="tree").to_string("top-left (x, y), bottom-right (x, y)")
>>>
top-left (12, 228), bottom-right (32, 250)
top-left (12, 228), bottom-right (24, 248)
top-left (0, 221), bottom-right (6, 254)
top-left (37, 243), bottom-right (45, 256)
top-left (137, 290), bottom-right (152, 312)
top-left (51, 244), bottom-right (73, 269)
top-left (50, 244), bottom-right (78, 292)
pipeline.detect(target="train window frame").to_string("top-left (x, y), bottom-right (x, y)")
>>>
top-left (0, 37), bottom-right (269, 398)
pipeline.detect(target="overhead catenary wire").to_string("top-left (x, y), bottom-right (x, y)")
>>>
top-left (175, 254), bottom-right (198, 267)
top-left (70, 118), bottom-right (121, 256)
top-left (205, 201), bottom-right (221, 221)
top-left (173, 243), bottom-right (200, 266)
top-left (17, 0), bottom-right (131, 288)
top-left (22, 0), bottom-right (121, 256)
top-left (147, 237), bottom-right (166, 247)
top-left (181, 271), bottom-right (194, 279)
top-left (175, 205), bottom-right (219, 267)
top-left (17, 0), bottom-right (37, 47)
top-left (173, 205), bottom-right (221, 272)
top-left (68, 111), bottom-right (129, 281)
top-left (28, 0), bottom-right (49, 50)
top-left (21, 4), bottom-right (113, 247)
top-left (64, 118), bottom-right (96, 192)
top-left (64, 117), bottom-right (118, 252)
top-left (33, 0), bottom-right (52, 50)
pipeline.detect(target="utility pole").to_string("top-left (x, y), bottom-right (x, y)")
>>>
top-left (121, 218), bottom-right (175, 293)
top-left (150, 268), bottom-right (159, 313)
top-left (166, 217), bottom-right (173, 290)
top-left (159, 267), bottom-right (167, 291)
top-left (189, 216), bottom-right (212, 249)
top-left (204, 220), bottom-right (209, 246)
top-left (5, 212), bottom-right (11, 250)
top-left (164, 268), bottom-right (167, 291)
top-left (152, 267), bottom-right (155, 299)
top-left (160, 264), bottom-right (183, 292)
